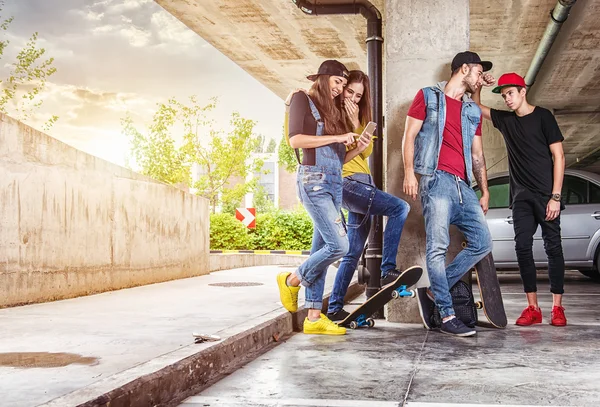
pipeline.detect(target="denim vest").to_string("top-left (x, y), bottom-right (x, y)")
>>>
top-left (413, 81), bottom-right (482, 184)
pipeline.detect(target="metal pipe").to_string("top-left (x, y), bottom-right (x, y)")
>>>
top-left (524, 0), bottom-right (578, 87)
top-left (292, 0), bottom-right (385, 309)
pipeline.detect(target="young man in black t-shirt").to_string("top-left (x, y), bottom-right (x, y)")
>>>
top-left (473, 72), bottom-right (567, 327)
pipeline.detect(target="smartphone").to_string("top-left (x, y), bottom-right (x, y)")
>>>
top-left (357, 121), bottom-right (377, 139)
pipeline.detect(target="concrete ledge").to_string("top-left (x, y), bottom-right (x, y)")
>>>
top-left (210, 253), bottom-right (307, 272)
top-left (42, 309), bottom-right (292, 407)
top-left (41, 280), bottom-right (365, 407)
top-left (1, 254), bottom-right (306, 308)
top-left (0, 264), bottom-right (207, 308)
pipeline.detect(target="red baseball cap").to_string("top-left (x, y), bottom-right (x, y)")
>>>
top-left (492, 73), bottom-right (526, 94)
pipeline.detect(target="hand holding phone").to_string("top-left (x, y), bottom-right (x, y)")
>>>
top-left (355, 121), bottom-right (376, 140)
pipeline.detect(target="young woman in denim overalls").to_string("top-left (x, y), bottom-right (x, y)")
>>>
top-left (277, 60), bottom-right (372, 335)
top-left (325, 70), bottom-right (411, 322)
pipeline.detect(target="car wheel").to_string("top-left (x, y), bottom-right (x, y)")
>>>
top-left (579, 268), bottom-right (600, 281)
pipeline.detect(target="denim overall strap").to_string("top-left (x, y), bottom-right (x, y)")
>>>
top-left (305, 95), bottom-right (324, 136)
top-left (305, 96), bottom-right (345, 171)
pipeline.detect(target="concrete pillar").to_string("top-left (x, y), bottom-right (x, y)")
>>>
top-left (384, 0), bottom-right (470, 322)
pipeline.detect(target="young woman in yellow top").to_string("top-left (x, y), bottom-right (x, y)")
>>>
top-left (326, 70), bottom-right (411, 321)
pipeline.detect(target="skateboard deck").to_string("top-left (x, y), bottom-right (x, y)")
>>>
top-left (473, 253), bottom-right (507, 328)
top-left (338, 266), bottom-right (423, 329)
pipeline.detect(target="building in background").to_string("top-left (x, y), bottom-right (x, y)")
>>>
top-left (244, 152), bottom-right (297, 211)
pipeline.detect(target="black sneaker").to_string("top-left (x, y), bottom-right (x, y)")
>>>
top-left (327, 309), bottom-right (350, 322)
top-left (381, 269), bottom-right (401, 286)
top-left (441, 316), bottom-right (476, 337)
top-left (416, 287), bottom-right (435, 330)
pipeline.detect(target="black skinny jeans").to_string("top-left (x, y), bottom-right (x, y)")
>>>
top-left (512, 198), bottom-right (565, 294)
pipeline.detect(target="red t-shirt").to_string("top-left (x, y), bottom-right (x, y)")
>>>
top-left (407, 89), bottom-right (482, 181)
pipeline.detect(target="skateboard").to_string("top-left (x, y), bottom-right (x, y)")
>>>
top-left (338, 266), bottom-right (423, 329)
top-left (472, 252), bottom-right (507, 328)
top-left (193, 333), bottom-right (221, 344)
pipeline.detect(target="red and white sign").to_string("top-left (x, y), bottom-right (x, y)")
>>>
top-left (235, 207), bottom-right (256, 228)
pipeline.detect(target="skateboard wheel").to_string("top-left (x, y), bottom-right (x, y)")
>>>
top-left (408, 289), bottom-right (416, 298)
top-left (475, 301), bottom-right (483, 309)
top-left (349, 321), bottom-right (358, 329)
top-left (367, 318), bottom-right (375, 328)
top-left (391, 290), bottom-right (399, 299)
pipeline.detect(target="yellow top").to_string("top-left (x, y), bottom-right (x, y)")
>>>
top-left (343, 124), bottom-right (373, 178)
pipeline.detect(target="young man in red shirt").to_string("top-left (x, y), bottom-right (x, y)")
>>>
top-left (473, 72), bottom-right (567, 326)
top-left (403, 51), bottom-right (493, 336)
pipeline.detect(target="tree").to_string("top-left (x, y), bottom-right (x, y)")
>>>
top-left (190, 112), bottom-right (264, 213)
top-left (123, 96), bottom-right (216, 185)
top-left (266, 138), bottom-right (277, 153)
top-left (253, 185), bottom-right (275, 213)
top-left (278, 132), bottom-right (298, 173)
top-left (123, 96), bottom-right (264, 214)
top-left (254, 134), bottom-right (265, 153)
top-left (0, 1), bottom-right (57, 130)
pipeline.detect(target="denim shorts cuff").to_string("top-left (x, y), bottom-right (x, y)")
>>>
top-left (304, 300), bottom-right (323, 310)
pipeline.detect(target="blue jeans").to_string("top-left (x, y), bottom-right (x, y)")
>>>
top-left (296, 166), bottom-right (349, 310)
top-left (327, 173), bottom-right (410, 314)
top-left (420, 170), bottom-right (492, 319)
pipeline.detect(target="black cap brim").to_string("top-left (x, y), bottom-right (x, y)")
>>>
top-left (307, 74), bottom-right (319, 81)
top-left (480, 61), bottom-right (493, 72)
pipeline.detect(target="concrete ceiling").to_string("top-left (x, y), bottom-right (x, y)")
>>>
top-left (156, 0), bottom-right (600, 170)
top-left (155, 0), bottom-right (383, 98)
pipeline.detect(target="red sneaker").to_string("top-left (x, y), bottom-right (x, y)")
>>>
top-left (550, 306), bottom-right (567, 326)
top-left (515, 305), bottom-right (542, 326)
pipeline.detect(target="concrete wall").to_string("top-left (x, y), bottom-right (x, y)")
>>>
top-left (210, 254), bottom-right (305, 272)
top-left (0, 114), bottom-right (210, 307)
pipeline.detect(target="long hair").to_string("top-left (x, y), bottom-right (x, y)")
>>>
top-left (308, 76), bottom-right (349, 136)
top-left (347, 70), bottom-right (372, 126)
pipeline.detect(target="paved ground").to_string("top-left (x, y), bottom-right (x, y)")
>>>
top-left (181, 271), bottom-right (600, 407)
top-left (0, 264), bottom-right (338, 407)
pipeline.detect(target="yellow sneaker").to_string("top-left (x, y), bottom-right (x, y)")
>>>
top-left (303, 314), bottom-right (347, 335)
top-left (276, 272), bottom-right (300, 312)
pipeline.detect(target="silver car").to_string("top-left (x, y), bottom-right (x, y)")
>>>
top-left (475, 169), bottom-right (600, 280)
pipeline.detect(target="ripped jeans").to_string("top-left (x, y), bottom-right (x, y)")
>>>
top-left (296, 165), bottom-right (349, 310)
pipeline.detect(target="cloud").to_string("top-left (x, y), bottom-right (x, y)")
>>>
top-left (1, 0), bottom-right (285, 168)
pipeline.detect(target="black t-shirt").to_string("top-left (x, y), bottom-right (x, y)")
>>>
top-left (288, 92), bottom-right (319, 166)
top-left (491, 106), bottom-right (564, 204)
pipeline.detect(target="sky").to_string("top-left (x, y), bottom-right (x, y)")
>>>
top-left (1, 0), bottom-right (284, 167)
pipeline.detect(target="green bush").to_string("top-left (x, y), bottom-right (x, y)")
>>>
top-left (250, 210), bottom-right (313, 250)
top-left (209, 213), bottom-right (252, 250)
top-left (210, 209), bottom-right (313, 250)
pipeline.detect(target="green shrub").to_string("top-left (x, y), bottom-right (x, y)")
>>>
top-left (209, 213), bottom-right (252, 250)
top-left (250, 209), bottom-right (313, 250)
top-left (209, 209), bottom-right (313, 250)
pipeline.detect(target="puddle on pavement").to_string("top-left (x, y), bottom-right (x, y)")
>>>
top-left (0, 352), bottom-right (99, 368)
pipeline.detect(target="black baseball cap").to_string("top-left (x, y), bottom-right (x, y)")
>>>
top-left (307, 60), bottom-right (350, 81)
top-left (451, 51), bottom-right (493, 72)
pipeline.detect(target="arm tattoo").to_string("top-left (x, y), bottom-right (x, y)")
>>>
top-left (472, 155), bottom-right (488, 193)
